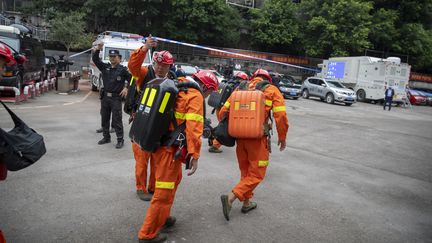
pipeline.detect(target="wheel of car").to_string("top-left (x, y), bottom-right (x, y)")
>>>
top-left (302, 89), bottom-right (309, 99)
top-left (357, 89), bottom-right (366, 102)
top-left (345, 103), bottom-right (353, 106)
top-left (326, 93), bottom-right (334, 104)
top-left (15, 75), bottom-right (22, 91)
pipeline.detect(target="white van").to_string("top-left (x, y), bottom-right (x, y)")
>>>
top-left (89, 31), bottom-right (152, 91)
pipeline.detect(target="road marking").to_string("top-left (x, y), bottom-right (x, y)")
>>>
top-left (0, 91), bottom-right (93, 110)
top-left (63, 91), bottom-right (92, 106)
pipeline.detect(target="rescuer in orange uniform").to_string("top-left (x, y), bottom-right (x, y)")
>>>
top-left (127, 36), bottom-right (169, 201)
top-left (130, 38), bottom-right (219, 242)
top-left (219, 68), bottom-right (289, 221)
top-left (208, 71), bottom-right (249, 153)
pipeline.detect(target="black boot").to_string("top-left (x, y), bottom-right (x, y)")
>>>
top-left (116, 139), bottom-right (124, 149)
top-left (96, 128), bottom-right (103, 133)
top-left (98, 137), bottom-right (111, 145)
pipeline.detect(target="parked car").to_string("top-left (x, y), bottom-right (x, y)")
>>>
top-left (208, 69), bottom-right (225, 83)
top-left (278, 78), bottom-right (302, 99)
top-left (45, 56), bottom-right (57, 80)
top-left (422, 91), bottom-right (432, 106)
top-left (301, 77), bottom-right (356, 106)
top-left (0, 24), bottom-right (45, 90)
top-left (175, 63), bottom-right (198, 77)
top-left (407, 89), bottom-right (427, 105)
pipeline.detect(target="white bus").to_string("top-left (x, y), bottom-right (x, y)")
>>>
top-left (89, 31), bottom-right (152, 91)
top-left (318, 56), bottom-right (411, 102)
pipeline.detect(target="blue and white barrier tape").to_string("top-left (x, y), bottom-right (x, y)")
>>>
top-left (73, 35), bottom-right (318, 72)
top-left (147, 36), bottom-right (319, 72)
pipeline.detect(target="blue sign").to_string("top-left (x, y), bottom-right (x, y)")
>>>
top-left (326, 62), bottom-right (345, 79)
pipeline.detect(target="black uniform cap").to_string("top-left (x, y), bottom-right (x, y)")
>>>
top-left (109, 50), bottom-right (120, 56)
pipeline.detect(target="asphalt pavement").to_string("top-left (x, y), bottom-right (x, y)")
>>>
top-left (1, 80), bottom-right (431, 243)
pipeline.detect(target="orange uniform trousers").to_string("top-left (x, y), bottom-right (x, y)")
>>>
top-left (138, 146), bottom-right (182, 240)
top-left (232, 136), bottom-right (269, 201)
top-left (132, 143), bottom-right (156, 193)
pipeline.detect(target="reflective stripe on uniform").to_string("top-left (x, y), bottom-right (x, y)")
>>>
top-left (155, 181), bottom-right (175, 189)
top-left (272, 106), bottom-right (286, 112)
top-left (224, 101), bottom-right (230, 108)
top-left (130, 76), bottom-right (137, 85)
top-left (258, 160), bottom-right (269, 167)
top-left (175, 112), bottom-right (204, 122)
top-left (265, 100), bottom-right (272, 106)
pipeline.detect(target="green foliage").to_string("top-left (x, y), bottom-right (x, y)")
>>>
top-left (250, 0), bottom-right (300, 51)
top-left (397, 24), bottom-right (432, 71)
top-left (369, 8), bottom-right (399, 53)
top-left (162, 0), bottom-right (242, 47)
top-left (50, 11), bottom-right (90, 57)
top-left (19, 0), bottom-right (432, 72)
top-left (299, 0), bottom-right (373, 57)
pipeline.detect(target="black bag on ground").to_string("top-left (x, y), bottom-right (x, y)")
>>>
top-left (213, 115), bottom-right (235, 147)
top-left (0, 101), bottom-right (46, 171)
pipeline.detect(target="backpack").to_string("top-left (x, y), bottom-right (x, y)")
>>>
top-left (207, 79), bottom-right (239, 109)
top-left (227, 80), bottom-right (271, 139)
top-left (0, 101), bottom-right (46, 171)
top-left (129, 78), bottom-right (203, 152)
top-left (124, 65), bottom-right (155, 115)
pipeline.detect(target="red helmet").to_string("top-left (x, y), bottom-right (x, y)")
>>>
top-left (152, 50), bottom-right (173, 65)
top-left (0, 43), bottom-right (15, 65)
top-left (252, 68), bottom-right (272, 83)
top-left (192, 70), bottom-right (218, 91)
top-left (234, 71), bottom-right (249, 80)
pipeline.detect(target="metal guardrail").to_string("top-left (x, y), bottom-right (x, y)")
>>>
top-left (0, 14), bottom-right (49, 41)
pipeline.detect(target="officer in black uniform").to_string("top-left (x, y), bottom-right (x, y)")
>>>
top-left (92, 43), bottom-right (131, 149)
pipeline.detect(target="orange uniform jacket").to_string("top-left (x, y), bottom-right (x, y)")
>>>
top-left (219, 77), bottom-right (289, 142)
top-left (128, 48), bottom-right (155, 192)
top-left (128, 47), bottom-right (151, 89)
top-left (172, 77), bottom-right (204, 160)
top-left (128, 46), bottom-right (204, 159)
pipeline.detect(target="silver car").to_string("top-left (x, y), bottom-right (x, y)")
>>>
top-left (301, 77), bottom-right (356, 106)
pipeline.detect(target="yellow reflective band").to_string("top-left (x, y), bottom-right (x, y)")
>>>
top-left (224, 101), bottom-right (230, 108)
top-left (140, 88), bottom-right (149, 105)
top-left (175, 112), bottom-right (185, 120)
top-left (272, 106), bottom-right (286, 112)
top-left (175, 112), bottom-right (203, 122)
top-left (185, 113), bottom-right (203, 122)
top-left (218, 88), bottom-right (222, 94)
top-left (265, 100), bottom-right (273, 106)
top-left (146, 88), bottom-right (157, 107)
top-left (250, 101), bottom-right (256, 111)
top-left (258, 160), bottom-right (269, 167)
top-left (129, 76), bottom-right (136, 85)
top-left (155, 181), bottom-right (175, 189)
top-left (159, 92), bottom-right (171, 113)
top-left (234, 101), bottom-right (240, 110)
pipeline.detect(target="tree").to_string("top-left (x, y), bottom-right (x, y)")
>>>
top-left (249, 0), bottom-right (301, 54)
top-left (299, 0), bottom-right (373, 57)
top-left (396, 23), bottom-right (432, 72)
top-left (369, 8), bottom-right (399, 54)
top-left (162, 0), bottom-right (243, 47)
top-left (50, 11), bottom-right (93, 57)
